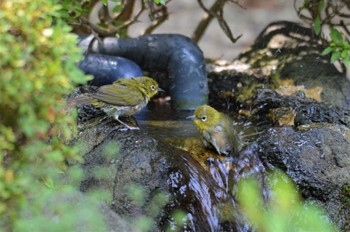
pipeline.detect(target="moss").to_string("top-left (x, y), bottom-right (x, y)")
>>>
top-left (340, 184), bottom-right (350, 206)
top-left (236, 82), bottom-right (264, 103)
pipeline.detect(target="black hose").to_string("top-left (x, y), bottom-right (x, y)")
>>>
top-left (78, 34), bottom-right (208, 110)
top-left (78, 53), bottom-right (144, 86)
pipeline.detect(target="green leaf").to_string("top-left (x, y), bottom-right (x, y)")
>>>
top-left (313, 16), bottom-right (321, 35)
top-left (321, 47), bottom-right (333, 56)
top-left (330, 28), bottom-right (342, 43)
top-left (330, 51), bottom-right (341, 63)
top-left (43, 177), bottom-right (55, 189)
top-left (341, 50), bottom-right (349, 59)
top-left (236, 170), bottom-right (338, 232)
top-left (112, 4), bottom-right (124, 13)
top-left (318, 0), bottom-right (325, 12)
top-left (344, 55), bottom-right (350, 68)
top-left (101, 0), bottom-right (108, 5)
top-left (154, 0), bottom-right (166, 4)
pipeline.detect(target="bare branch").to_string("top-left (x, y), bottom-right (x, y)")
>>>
top-left (227, 0), bottom-right (246, 10)
top-left (193, 0), bottom-right (241, 44)
top-left (138, 0), bottom-right (170, 34)
top-left (216, 3), bottom-right (242, 43)
top-left (340, 20), bottom-right (350, 35)
top-left (143, 6), bottom-right (169, 34)
top-left (114, 0), bottom-right (146, 33)
top-left (192, 0), bottom-right (222, 43)
top-left (73, 0), bottom-right (146, 38)
top-left (113, 0), bottom-right (137, 22)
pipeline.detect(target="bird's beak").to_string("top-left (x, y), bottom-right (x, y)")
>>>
top-left (158, 87), bottom-right (165, 92)
top-left (186, 115), bottom-right (196, 120)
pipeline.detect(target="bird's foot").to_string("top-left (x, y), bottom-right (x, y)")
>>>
top-left (116, 118), bottom-right (140, 131)
top-left (116, 125), bottom-right (140, 131)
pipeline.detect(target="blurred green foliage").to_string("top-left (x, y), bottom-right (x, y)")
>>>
top-left (0, 0), bottom-right (109, 230)
top-left (154, 0), bottom-right (166, 4)
top-left (0, 0), bottom-right (177, 231)
top-left (123, 183), bottom-right (188, 231)
top-left (165, 209), bottom-right (188, 232)
top-left (124, 183), bottom-right (170, 231)
top-left (59, 0), bottom-right (91, 23)
top-left (297, 0), bottom-right (350, 68)
top-left (237, 170), bottom-right (338, 232)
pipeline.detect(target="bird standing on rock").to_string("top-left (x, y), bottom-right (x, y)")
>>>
top-left (188, 105), bottom-right (242, 156)
top-left (68, 76), bottom-right (162, 130)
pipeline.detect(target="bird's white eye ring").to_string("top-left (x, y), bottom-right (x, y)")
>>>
top-left (201, 115), bottom-right (207, 122)
top-left (151, 85), bottom-right (156, 91)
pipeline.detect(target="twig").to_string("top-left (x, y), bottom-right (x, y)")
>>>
top-left (72, 0), bottom-right (145, 37)
top-left (340, 20), bottom-right (350, 35)
top-left (143, 6), bottom-right (169, 34)
top-left (192, 0), bottom-right (222, 43)
top-left (113, 1), bottom-right (145, 33)
top-left (228, 0), bottom-right (246, 10)
top-left (216, 2), bottom-right (242, 43)
top-left (76, 17), bottom-right (105, 42)
top-left (113, 0), bottom-right (136, 22)
top-left (193, 0), bottom-right (241, 43)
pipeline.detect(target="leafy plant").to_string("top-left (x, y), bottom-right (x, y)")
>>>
top-left (124, 183), bottom-right (170, 231)
top-left (295, 0), bottom-right (350, 68)
top-left (0, 0), bottom-right (109, 230)
top-left (237, 170), bottom-right (338, 232)
top-left (322, 28), bottom-right (350, 67)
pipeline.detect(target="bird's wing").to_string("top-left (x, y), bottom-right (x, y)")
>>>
top-left (67, 94), bottom-right (95, 107)
top-left (214, 124), bottom-right (224, 132)
top-left (93, 84), bottom-right (143, 106)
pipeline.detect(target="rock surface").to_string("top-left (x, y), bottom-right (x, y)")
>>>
top-left (73, 111), bottom-right (246, 231)
top-left (208, 21), bottom-right (350, 230)
top-left (253, 90), bottom-right (350, 230)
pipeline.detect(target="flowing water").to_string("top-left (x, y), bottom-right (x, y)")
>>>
top-left (135, 103), bottom-right (266, 231)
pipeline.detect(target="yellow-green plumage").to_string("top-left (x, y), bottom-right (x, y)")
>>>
top-left (68, 76), bottom-right (161, 129)
top-left (190, 105), bottom-right (241, 156)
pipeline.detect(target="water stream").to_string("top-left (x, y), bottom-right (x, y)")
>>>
top-left (135, 103), bottom-right (265, 231)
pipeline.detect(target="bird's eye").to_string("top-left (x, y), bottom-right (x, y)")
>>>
top-left (201, 115), bottom-right (207, 122)
top-left (150, 85), bottom-right (156, 91)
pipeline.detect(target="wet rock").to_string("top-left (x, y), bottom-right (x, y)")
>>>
top-left (281, 56), bottom-right (350, 108)
top-left (204, 21), bottom-right (350, 230)
top-left (73, 112), bottom-right (246, 231)
top-left (100, 204), bottom-right (136, 232)
top-left (252, 89), bottom-right (350, 127)
top-left (257, 124), bottom-right (350, 230)
top-left (210, 21), bottom-right (350, 109)
top-left (239, 87), bottom-right (350, 230)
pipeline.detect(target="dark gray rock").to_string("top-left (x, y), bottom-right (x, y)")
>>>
top-left (237, 21), bottom-right (350, 109)
top-left (250, 89), bottom-right (350, 230)
top-left (258, 125), bottom-right (350, 230)
top-left (205, 21), bottom-right (350, 230)
top-left (73, 114), bottom-right (246, 231)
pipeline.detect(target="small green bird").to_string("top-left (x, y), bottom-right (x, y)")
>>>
top-left (68, 76), bottom-right (162, 130)
top-left (188, 104), bottom-right (242, 156)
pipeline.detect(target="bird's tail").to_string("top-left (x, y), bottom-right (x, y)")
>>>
top-left (67, 94), bottom-right (95, 107)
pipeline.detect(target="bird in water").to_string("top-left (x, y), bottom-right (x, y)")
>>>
top-left (67, 76), bottom-right (162, 130)
top-left (188, 104), bottom-right (242, 156)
